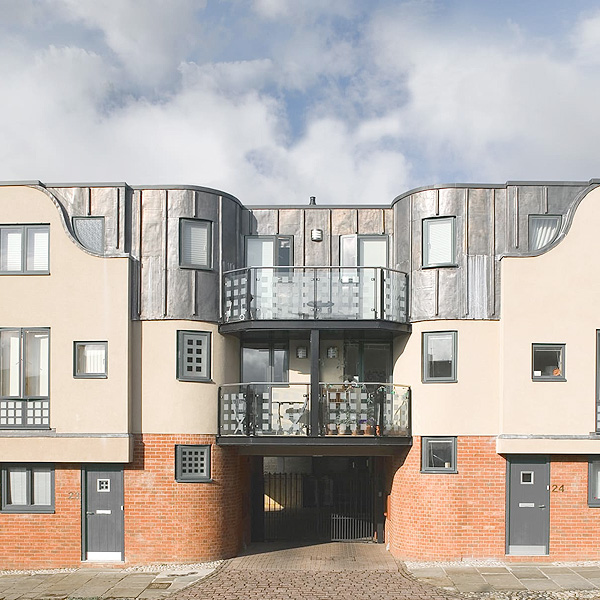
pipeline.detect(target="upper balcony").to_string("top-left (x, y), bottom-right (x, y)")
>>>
top-left (221, 267), bottom-right (409, 332)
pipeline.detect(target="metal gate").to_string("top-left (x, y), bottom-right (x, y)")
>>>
top-left (263, 469), bottom-right (375, 542)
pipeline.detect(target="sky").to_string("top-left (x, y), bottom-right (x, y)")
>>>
top-left (1, 0), bottom-right (600, 205)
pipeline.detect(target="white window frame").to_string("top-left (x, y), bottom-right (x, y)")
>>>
top-left (73, 341), bottom-right (108, 379)
top-left (0, 225), bottom-right (50, 274)
top-left (422, 331), bottom-right (458, 383)
top-left (177, 331), bottom-right (211, 382)
top-left (422, 217), bottom-right (456, 268)
top-left (1, 464), bottom-right (55, 513)
top-left (179, 219), bottom-right (212, 270)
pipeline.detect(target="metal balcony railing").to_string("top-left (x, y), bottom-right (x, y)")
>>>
top-left (222, 266), bottom-right (408, 324)
top-left (218, 382), bottom-right (411, 438)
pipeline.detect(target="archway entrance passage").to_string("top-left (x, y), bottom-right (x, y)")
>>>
top-left (257, 456), bottom-right (382, 543)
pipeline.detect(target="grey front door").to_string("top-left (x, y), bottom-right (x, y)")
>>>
top-left (507, 456), bottom-right (549, 555)
top-left (85, 466), bottom-right (124, 561)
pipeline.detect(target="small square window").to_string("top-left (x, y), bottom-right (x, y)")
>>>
top-left (177, 331), bottom-right (211, 381)
top-left (521, 471), bottom-right (534, 484)
top-left (73, 217), bottom-right (105, 254)
top-left (421, 437), bottom-right (457, 473)
top-left (1, 464), bottom-right (54, 512)
top-left (97, 478), bottom-right (110, 492)
top-left (74, 342), bottom-right (108, 378)
top-left (175, 445), bottom-right (211, 482)
top-left (532, 344), bottom-right (565, 381)
top-left (180, 219), bottom-right (211, 269)
top-left (422, 217), bottom-right (456, 268)
top-left (589, 460), bottom-right (600, 507)
top-left (529, 215), bottom-right (561, 251)
top-left (422, 331), bottom-right (457, 383)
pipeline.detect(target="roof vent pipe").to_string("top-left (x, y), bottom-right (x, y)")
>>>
top-left (309, 196), bottom-right (316, 205)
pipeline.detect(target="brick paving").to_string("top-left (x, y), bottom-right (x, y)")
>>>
top-left (175, 542), bottom-right (457, 600)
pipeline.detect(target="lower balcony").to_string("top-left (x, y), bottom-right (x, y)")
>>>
top-left (0, 398), bottom-right (49, 428)
top-left (218, 382), bottom-right (411, 451)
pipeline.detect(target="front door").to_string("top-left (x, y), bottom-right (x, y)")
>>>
top-left (507, 456), bottom-right (549, 555)
top-left (84, 466), bottom-right (124, 561)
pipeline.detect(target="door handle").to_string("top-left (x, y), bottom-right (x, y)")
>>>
top-left (86, 511), bottom-right (94, 515)
top-left (538, 505), bottom-right (546, 508)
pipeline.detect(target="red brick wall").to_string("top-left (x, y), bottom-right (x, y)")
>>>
top-left (124, 434), bottom-right (250, 564)
top-left (0, 465), bottom-right (82, 569)
top-left (386, 437), bottom-right (600, 561)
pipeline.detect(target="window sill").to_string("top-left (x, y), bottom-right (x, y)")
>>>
top-left (422, 379), bottom-right (458, 384)
top-left (74, 374), bottom-right (108, 379)
top-left (1, 507), bottom-right (55, 514)
top-left (179, 264), bottom-right (213, 271)
top-left (420, 469), bottom-right (458, 475)
top-left (532, 377), bottom-right (566, 382)
top-left (177, 378), bottom-right (213, 383)
top-left (420, 264), bottom-right (458, 270)
top-left (175, 478), bottom-right (214, 483)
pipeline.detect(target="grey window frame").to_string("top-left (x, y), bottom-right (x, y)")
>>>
top-left (422, 217), bottom-right (456, 268)
top-left (532, 343), bottom-right (566, 381)
top-left (72, 216), bottom-right (105, 254)
top-left (175, 445), bottom-right (212, 482)
top-left (177, 330), bottom-right (211, 382)
top-left (0, 224), bottom-right (50, 275)
top-left (1, 464), bottom-right (55, 513)
top-left (244, 235), bottom-right (294, 267)
top-left (73, 341), bottom-right (108, 379)
top-left (589, 460), bottom-right (600, 507)
top-left (422, 331), bottom-right (458, 383)
top-left (421, 437), bottom-right (457, 473)
top-left (179, 219), bottom-right (212, 270)
top-left (596, 331), bottom-right (600, 432)
top-left (528, 214), bottom-right (561, 252)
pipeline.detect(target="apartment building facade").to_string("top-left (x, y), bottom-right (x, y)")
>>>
top-left (1, 179), bottom-right (600, 567)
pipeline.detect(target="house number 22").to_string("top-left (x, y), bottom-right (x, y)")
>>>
top-left (551, 484), bottom-right (565, 492)
top-left (68, 492), bottom-right (80, 500)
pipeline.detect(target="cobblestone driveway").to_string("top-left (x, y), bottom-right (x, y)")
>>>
top-left (175, 542), bottom-right (455, 600)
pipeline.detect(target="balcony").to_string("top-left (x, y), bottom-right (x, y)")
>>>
top-left (221, 267), bottom-right (409, 331)
top-left (218, 382), bottom-right (411, 449)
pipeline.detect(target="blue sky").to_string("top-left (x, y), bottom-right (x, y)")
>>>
top-left (1, 0), bottom-right (600, 204)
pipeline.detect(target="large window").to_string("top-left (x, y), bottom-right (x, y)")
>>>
top-left (177, 331), bottom-right (211, 382)
top-left (1, 464), bottom-right (54, 512)
top-left (422, 331), bottom-right (457, 383)
top-left (0, 328), bottom-right (50, 428)
top-left (242, 342), bottom-right (288, 383)
top-left (340, 235), bottom-right (388, 267)
top-left (422, 217), bottom-right (456, 268)
top-left (179, 219), bottom-right (211, 269)
top-left (0, 225), bottom-right (49, 274)
top-left (529, 215), bottom-right (561, 251)
top-left (246, 236), bottom-right (292, 267)
top-left (532, 343), bottom-right (565, 381)
top-left (175, 445), bottom-right (211, 482)
top-left (74, 341), bottom-right (107, 378)
top-left (421, 437), bottom-right (457, 473)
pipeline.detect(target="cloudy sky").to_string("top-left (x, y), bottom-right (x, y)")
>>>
top-left (1, 0), bottom-right (600, 204)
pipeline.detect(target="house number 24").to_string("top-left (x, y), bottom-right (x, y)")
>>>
top-left (68, 492), bottom-right (81, 500)
top-left (551, 484), bottom-right (565, 492)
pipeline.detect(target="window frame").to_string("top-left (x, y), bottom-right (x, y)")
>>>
top-left (72, 216), bottom-right (105, 254)
top-left (421, 437), bottom-right (457, 474)
top-left (73, 341), bottom-right (108, 379)
top-left (175, 445), bottom-right (212, 482)
top-left (528, 214), bottom-right (561, 252)
top-left (1, 464), bottom-right (55, 513)
top-left (176, 330), bottom-right (212, 382)
top-left (244, 235), bottom-right (294, 267)
top-left (422, 217), bottom-right (456, 268)
top-left (179, 219), bottom-right (212, 270)
top-left (532, 343), bottom-right (566, 382)
top-left (422, 331), bottom-right (458, 383)
top-left (0, 224), bottom-right (50, 275)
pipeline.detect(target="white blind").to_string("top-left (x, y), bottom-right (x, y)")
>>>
top-left (0, 330), bottom-right (21, 397)
top-left (340, 235), bottom-right (358, 266)
top-left (246, 237), bottom-right (275, 267)
top-left (26, 227), bottom-right (49, 272)
top-left (428, 333), bottom-right (453, 361)
top-left (32, 469), bottom-right (51, 505)
top-left (181, 220), bottom-right (210, 267)
top-left (358, 237), bottom-right (387, 267)
top-left (425, 218), bottom-right (454, 266)
top-left (78, 343), bottom-right (106, 374)
top-left (1, 228), bottom-right (22, 272)
top-left (529, 215), bottom-right (560, 251)
top-left (8, 468), bottom-right (28, 505)
top-left (24, 331), bottom-right (49, 397)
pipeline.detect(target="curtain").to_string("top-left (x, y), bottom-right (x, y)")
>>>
top-left (1, 229), bottom-right (22, 271)
top-left (24, 331), bottom-right (49, 396)
top-left (0, 330), bottom-right (21, 397)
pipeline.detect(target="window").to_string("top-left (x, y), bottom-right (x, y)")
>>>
top-left (589, 461), bottom-right (600, 507)
top-left (422, 217), bottom-right (456, 267)
top-left (1, 465), bottom-right (54, 512)
top-left (422, 331), bottom-right (457, 383)
top-left (0, 225), bottom-right (49, 274)
top-left (73, 217), bottom-right (104, 254)
top-left (242, 342), bottom-right (288, 383)
top-left (0, 328), bottom-right (50, 428)
top-left (180, 219), bottom-right (211, 269)
top-left (175, 445), bottom-right (211, 482)
top-left (74, 342), bottom-right (107, 378)
top-left (246, 236), bottom-right (293, 267)
top-left (177, 331), bottom-right (211, 381)
top-left (421, 437), bottom-right (457, 473)
top-left (340, 235), bottom-right (388, 267)
top-left (529, 215), bottom-right (561, 251)
top-left (532, 344), bottom-right (565, 381)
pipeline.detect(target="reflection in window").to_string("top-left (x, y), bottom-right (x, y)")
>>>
top-left (422, 437), bottom-right (457, 473)
top-left (529, 215), bottom-right (561, 251)
top-left (423, 331), bottom-right (457, 382)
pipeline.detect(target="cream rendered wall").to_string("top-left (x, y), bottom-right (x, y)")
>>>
top-left (137, 321), bottom-right (239, 434)
top-left (393, 320), bottom-right (500, 435)
top-left (0, 186), bottom-right (130, 436)
top-left (500, 185), bottom-right (600, 437)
